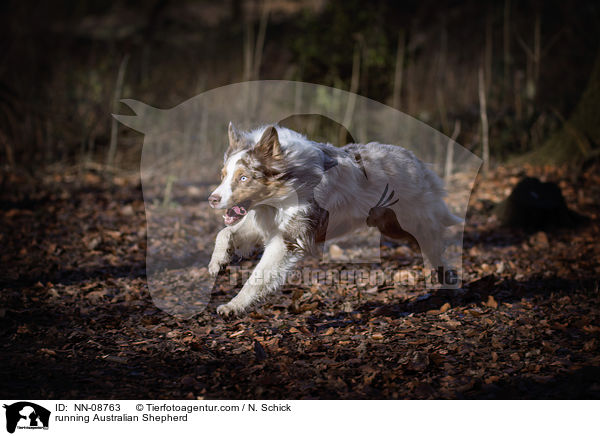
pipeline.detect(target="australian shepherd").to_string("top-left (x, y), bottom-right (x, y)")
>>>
top-left (208, 122), bottom-right (461, 317)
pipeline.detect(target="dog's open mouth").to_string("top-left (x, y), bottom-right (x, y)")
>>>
top-left (223, 205), bottom-right (248, 226)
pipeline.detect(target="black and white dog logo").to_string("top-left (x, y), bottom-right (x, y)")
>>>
top-left (3, 402), bottom-right (50, 433)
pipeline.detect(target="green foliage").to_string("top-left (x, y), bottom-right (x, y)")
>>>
top-left (289, 0), bottom-right (394, 100)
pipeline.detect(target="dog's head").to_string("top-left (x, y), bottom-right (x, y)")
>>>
top-left (208, 123), bottom-right (293, 225)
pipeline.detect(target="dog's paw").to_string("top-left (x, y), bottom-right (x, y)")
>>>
top-left (208, 259), bottom-right (224, 277)
top-left (217, 303), bottom-right (245, 318)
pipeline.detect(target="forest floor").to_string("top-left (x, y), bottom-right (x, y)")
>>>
top-left (1, 163), bottom-right (599, 399)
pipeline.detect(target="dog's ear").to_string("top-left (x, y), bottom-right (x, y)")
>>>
top-left (228, 121), bottom-right (242, 147)
top-left (226, 122), bottom-right (246, 158)
top-left (254, 126), bottom-right (282, 160)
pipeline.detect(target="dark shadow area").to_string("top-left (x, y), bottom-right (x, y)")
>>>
top-left (467, 366), bottom-right (600, 399)
top-left (0, 264), bottom-right (147, 290)
top-left (354, 275), bottom-right (598, 318)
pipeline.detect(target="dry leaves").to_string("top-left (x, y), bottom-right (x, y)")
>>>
top-left (1, 164), bottom-right (599, 399)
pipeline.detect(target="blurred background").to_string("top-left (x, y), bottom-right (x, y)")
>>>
top-left (0, 0), bottom-right (599, 171)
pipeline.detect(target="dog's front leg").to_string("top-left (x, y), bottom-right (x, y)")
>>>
top-left (217, 235), bottom-right (296, 317)
top-left (208, 227), bottom-right (233, 276)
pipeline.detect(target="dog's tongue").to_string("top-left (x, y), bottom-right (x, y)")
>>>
top-left (231, 205), bottom-right (247, 216)
top-left (223, 205), bottom-right (247, 225)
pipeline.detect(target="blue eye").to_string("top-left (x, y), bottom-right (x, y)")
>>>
top-left (240, 176), bottom-right (248, 182)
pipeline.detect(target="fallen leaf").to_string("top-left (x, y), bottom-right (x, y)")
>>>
top-left (484, 295), bottom-right (498, 309)
top-left (440, 302), bottom-right (451, 313)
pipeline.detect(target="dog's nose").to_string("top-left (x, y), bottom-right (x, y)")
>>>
top-left (208, 194), bottom-right (221, 207)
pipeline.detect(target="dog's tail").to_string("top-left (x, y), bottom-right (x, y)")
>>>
top-left (432, 197), bottom-right (462, 227)
top-left (424, 166), bottom-right (463, 227)
top-left (444, 211), bottom-right (463, 227)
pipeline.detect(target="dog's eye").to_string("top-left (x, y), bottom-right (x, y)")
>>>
top-left (240, 175), bottom-right (248, 182)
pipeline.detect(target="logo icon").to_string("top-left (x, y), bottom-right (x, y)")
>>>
top-left (113, 80), bottom-right (481, 317)
top-left (3, 402), bottom-right (50, 433)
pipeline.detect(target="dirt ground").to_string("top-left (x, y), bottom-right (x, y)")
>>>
top-left (1, 164), bottom-right (599, 399)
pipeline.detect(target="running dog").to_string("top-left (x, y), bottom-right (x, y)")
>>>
top-left (208, 123), bottom-right (461, 317)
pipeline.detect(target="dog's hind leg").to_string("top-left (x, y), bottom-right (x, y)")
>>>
top-left (393, 210), bottom-right (446, 271)
top-left (412, 229), bottom-right (445, 271)
top-left (217, 235), bottom-right (298, 317)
